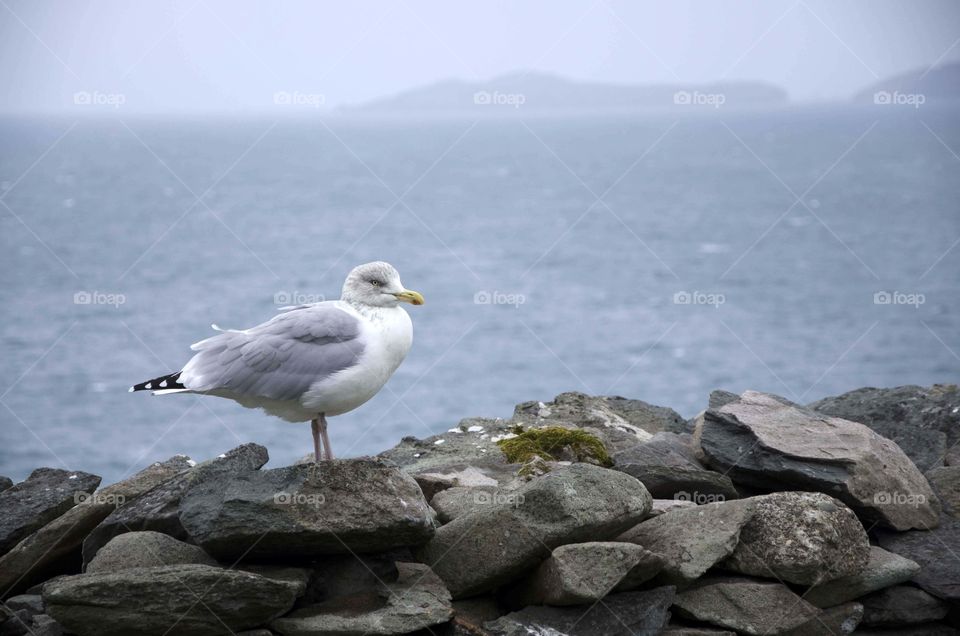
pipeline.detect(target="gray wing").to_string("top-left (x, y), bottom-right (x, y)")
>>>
top-left (178, 304), bottom-right (364, 401)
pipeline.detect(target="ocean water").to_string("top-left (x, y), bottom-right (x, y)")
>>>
top-left (1, 106), bottom-right (958, 484)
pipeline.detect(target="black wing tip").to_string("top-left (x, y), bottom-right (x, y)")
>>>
top-left (131, 371), bottom-right (185, 392)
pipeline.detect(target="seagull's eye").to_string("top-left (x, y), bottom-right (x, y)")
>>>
top-left (369, 279), bottom-right (383, 288)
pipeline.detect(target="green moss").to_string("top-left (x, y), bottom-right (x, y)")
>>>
top-left (497, 426), bottom-right (613, 467)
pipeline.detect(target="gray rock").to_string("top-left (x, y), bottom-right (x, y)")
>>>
top-left (648, 498), bottom-right (698, 517)
top-left (4, 595), bottom-right (43, 618)
top-left (429, 485), bottom-right (497, 523)
top-left (484, 586), bottom-right (675, 636)
top-left (618, 499), bottom-right (755, 584)
top-left (861, 586), bottom-right (948, 626)
top-left (513, 392), bottom-right (687, 444)
top-left (614, 544), bottom-right (666, 591)
top-left (809, 384), bottom-right (960, 471)
top-left (852, 625), bottom-right (959, 635)
top-left (722, 491), bottom-right (870, 585)
top-left (926, 466), bottom-right (960, 516)
top-left (782, 602), bottom-right (863, 636)
top-left (614, 464), bottom-right (739, 502)
top-left (877, 518), bottom-right (960, 600)
top-left (694, 390), bottom-right (940, 530)
top-left (612, 432), bottom-right (703, 469)
top-left (805, 546), bottom-right (921, 607)
top-left (0, 610), bottom-right (31, 636)
top-left (301, 554), bottom-right (398, 603)
top-left (237, 565), bottom-right (313, 598)
top-left (0, 468), bottom-right (101, 557)
top-left (673, 576), bottom-right (821, 635)
top-left (0, 476), bottom-right (12, 492)
top-left (416, 463), bottom-right (651, 598)
top-left (709, 390), bottom-right (741, 410)
top-left (85, 531), bottom-right (217, 573)
top-left (43, 564), bottom-right (298, 636)
top-left (662, 628), bottom-right (736, 636)
top-left (271, 562), bottom-right (451, 636)
top-left (0, 454), bottom-right (195, 596)
top-left (503, 542), bottom-right (651, 606)
top-left (82, 443), bottom-right (267, 565)
top-left (179, 458), bottom-right (436, 559)
top-left (29, 615), bottom-right (63, 636)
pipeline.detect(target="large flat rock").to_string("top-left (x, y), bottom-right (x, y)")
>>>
top-left (415, 463), bottom-right (651, 598)
top-left (876, 518), bottom-right (960, 601)
top-left (804, 546), bottom-right (921, 607)
top-left (694, 390), bottom-right (940, 530)
top-left (43, 564), bottom-right (298, 636)
top-left (179, 458), bottom-right (436, 559)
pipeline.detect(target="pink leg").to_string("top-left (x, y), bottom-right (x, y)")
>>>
top-left (311, 418), bottom-right (322, 463)
top-left (319, 414), bottom-right (334, 460)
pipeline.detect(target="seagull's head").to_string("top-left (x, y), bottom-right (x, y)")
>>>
top-left (342, 261), bottom-right (425, 308)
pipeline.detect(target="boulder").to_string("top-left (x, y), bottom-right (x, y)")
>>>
top-left (673, 576), bottom-right (821, 635)
top-left (809, 384), bottom-right (960, 471)
top-left (0, 454), bottom-right (193, 596)
top-left (85, 531), bottom-right (217, 573)
top-left (805, 546), bottom-right (921, 607)
top-left (694, 390), bottom-right (940, 530)
top-left (614, 544), bottom-right (667, 591)
top-left (0, 468), bottom-right (101, 557)
top-left (502, 542), bottom-right (652, 606)
top-left (82, 443), bottom-right (268, 565)
top-left (415, 463), bottom-right (651, 598)
top-left (271, 562), bottom-right (451, 636)
top-left (722, 492), bottom-right (870, 585)
top-left (484, 586), bottom-right (675, 636)
top-left (43, 564), bottom-right (298, 636)
top-left (618, 499), bottom-right (755, 584)
top-left (0, 476), bottom-right (12, 491)
top-left (614, 464), bottom-right (739, 502)
top-left (648, 498), bottom-right (697, 517)
top-left (299, 554), bottom-right (398, 603)
top-left (782, 602), bottom-right (863, 636)
top-left (179, 458), bottom-right (436, 559)
top-left (430, 485), bottom-right (499, 523)
top-left (877, 518), bottom-right (960, 600)
top-left (926, 466), bottom-right (960, 515)
top-left (860, 586), bottom-right (948, 627)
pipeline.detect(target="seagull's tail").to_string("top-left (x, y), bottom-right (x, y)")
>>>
top-left (129, 371), bottom-right (186, 393)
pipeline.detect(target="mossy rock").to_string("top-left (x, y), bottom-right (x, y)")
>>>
top-left (497, 426), bottom-right (613, 469)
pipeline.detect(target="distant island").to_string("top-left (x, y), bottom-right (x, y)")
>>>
top-left (345, 71), bottom-right (789, 115)
top-left (853, 61), bottom-right (960, 105)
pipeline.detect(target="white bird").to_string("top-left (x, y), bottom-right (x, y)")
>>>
top-left (130, 262), bottom-right (424, 461)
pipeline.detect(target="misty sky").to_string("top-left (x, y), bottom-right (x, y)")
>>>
top-left (1, 0), bottom-right (958, 113)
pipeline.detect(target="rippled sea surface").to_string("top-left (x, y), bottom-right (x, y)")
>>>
top-left (1, 106), bottom-right (958, 483)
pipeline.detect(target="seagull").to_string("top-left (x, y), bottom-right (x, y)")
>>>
top-left (130, 261), bottom-right (424, 461)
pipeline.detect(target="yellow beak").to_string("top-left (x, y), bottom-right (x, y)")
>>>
top-left (393, 289), bottom-right (425, 305)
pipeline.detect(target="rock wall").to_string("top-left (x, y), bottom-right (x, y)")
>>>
top-left (0, 384), bottom-right (957, 636)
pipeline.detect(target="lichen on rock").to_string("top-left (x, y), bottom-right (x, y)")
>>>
top-left (496, 425), bottom-right (613, 468)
